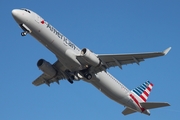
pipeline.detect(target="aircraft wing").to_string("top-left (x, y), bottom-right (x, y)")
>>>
top-left (98, 47), bottom-right (171, 69)
top-left (32, 60), bottom-right (65, 86)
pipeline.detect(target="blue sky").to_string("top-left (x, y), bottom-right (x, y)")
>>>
top-left (1, 0), bottom-right (180, 119)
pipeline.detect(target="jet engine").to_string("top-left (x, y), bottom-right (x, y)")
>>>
top-left (81, 48), bottom-right (101, 67)
top-left (37, 59), bottom-right (57, 77)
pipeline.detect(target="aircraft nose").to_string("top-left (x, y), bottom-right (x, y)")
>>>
top-left (12, 9), bottom-right (23, 23)
top-left (12, 9), bottom-right (19, 18)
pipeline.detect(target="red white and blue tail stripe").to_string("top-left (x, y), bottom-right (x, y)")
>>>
top-left (131, 81), bottom-right (153, 102)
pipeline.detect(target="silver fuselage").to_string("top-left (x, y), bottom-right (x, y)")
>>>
top-left (12, 9), bottom-right (145, 114)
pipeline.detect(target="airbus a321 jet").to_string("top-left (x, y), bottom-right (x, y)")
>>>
top-left (12, 8), bottom-right (170, 116)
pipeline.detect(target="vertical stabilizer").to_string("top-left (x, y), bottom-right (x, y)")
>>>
top-left (131, 81), bottom-right (153, 102)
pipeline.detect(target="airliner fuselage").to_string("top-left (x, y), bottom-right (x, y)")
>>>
top-left (12, 8), bottom-right (170, 116)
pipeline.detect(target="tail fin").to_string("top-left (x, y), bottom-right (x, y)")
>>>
top-left (131, 81), bottom-right (153, 102)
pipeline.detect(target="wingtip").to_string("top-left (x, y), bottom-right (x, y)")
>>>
top-left (166, 102), bottom-right (171, 106)
top-left (163, 47), bottom-right (171, 55)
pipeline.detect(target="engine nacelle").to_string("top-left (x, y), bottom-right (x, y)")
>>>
top-left (81, 48), bottom-right (101, 67)
top-left (37, 59), bottom-right (57, 77)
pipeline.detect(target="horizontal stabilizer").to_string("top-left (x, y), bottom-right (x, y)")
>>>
top-left (122, 107), bottom-right (137, 115)
top-left (140, 102), bottom-right (170, 109)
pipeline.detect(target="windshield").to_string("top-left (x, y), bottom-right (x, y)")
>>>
top-left (21, 8), bottom-right (31, 13)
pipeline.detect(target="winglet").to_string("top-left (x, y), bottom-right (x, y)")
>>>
top-left (163, 47), bottom-right (171, 55)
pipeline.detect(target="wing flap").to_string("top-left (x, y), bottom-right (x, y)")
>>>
top-left (32, 74), bottom-right (46, 86)
top-left (122, 107), bottom-right (137, 115)
top-left (32, 73), bottom-right (64, 86)
top-left (140, 102), bottom-right (170, 109)
top-left (98, 47), bottom-right (171, 69)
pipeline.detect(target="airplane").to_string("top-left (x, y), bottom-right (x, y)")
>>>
top-left (12, 8), bottom-right (170, 116)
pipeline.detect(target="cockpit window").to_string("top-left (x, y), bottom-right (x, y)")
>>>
top-left (21, 8), bottom-right (31, 13)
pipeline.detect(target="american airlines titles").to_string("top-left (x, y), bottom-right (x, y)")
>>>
top-left (47, 23), bottom-right (76, 50)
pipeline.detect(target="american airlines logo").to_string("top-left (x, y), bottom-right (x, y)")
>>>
top-left (46, 23), bottom-right (76, 50)
top-left (46, 23), bottom-right (63, 39)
